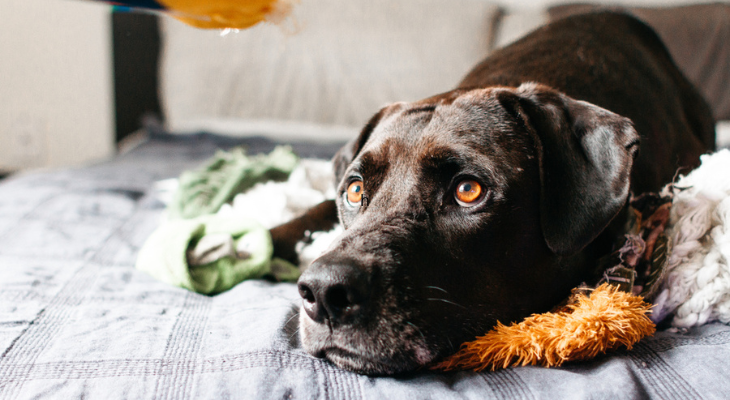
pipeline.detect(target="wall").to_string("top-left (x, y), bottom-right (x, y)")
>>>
top-left (0, 0), bottom-right (114, 172)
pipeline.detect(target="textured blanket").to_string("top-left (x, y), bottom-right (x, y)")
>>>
top-left (1, 133), bottom-right (729, 399)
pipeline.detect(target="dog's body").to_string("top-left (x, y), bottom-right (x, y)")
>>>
top-left (274, 12), bottom-right (716, 375)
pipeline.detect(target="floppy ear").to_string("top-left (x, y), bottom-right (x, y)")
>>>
top-left (332, 104), bottom-right (403, 183)
top-left (497, 83), bottom-right (640, 255)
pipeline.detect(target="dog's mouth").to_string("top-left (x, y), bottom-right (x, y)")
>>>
top-left (320, 347), bottom-right (409, 375)
top-left (313, 343), bottom-right (432, 376)
top-left (299, 305), bottom-right (436, 375)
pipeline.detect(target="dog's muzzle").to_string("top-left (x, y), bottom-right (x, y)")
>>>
top-left (296, 247), bottom-right (434, 375)
top-left (297, 254), bottom-right (371, 327)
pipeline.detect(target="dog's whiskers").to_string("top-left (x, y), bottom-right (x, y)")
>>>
top-left (284, 308), bottom-right (301, 341)
top-left (426, 297), bottom-right (466, 309)
top-left (424, 286), bottom-right (449, 294)
top-left (284, 312), bottom-right (300, 326)
top-left (406, 321), bottom-right (426, 343)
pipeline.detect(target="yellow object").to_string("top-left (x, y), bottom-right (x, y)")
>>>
top-left (159, 0), bottom-right (296, 29)
top-left (433, 284), bottom-right (656, 372)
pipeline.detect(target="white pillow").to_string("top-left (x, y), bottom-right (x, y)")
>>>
top-left (160, 0), bottom-right (502, 132)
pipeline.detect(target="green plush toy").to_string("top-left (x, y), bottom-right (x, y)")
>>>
top-left (136, 146), bottom-right (300, 295)
top-left (136, 214), bottom-right (299, 294)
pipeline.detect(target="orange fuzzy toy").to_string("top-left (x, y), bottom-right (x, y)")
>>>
top-left (434, 284), bottom-right (655, 372)
top-left (158, 0), bottom-right (296, 29)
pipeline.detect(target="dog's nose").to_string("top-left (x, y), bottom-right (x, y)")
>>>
top-left (297, 257), bottom-right (369, 325)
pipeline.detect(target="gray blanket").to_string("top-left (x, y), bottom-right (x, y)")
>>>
top-left (1, 134), bottom-right (728, 399)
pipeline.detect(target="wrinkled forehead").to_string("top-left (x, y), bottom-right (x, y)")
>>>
top-left (354, 90), bottom-right (520, 175)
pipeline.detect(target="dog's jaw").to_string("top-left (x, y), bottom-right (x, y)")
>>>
top-left (299, 299), bottom-right (435, 375)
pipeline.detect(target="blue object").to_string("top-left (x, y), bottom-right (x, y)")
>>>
top-left (106, 0), bottom-right (164, 10)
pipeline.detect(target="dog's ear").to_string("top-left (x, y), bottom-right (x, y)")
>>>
top-left (333, 104), bottom-right (404, 183)
top-left (497, 83), bottom-right (640, 255)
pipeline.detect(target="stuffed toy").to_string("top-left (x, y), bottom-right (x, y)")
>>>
top-left (137, 146), bottom-right (302, 295)
top-left (92, 0), bottom-right (297, 29)
top-left (433, 283), bottom-right (655, 371)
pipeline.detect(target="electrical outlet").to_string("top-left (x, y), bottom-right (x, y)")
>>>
top-left (7, 115), bottom-right (47, 170)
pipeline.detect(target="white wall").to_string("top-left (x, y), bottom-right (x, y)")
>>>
top-left (0, 0), bottom-right (114, 172)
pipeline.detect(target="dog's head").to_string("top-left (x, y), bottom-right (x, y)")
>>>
top-left (297, 83), bottom-right (640, 375)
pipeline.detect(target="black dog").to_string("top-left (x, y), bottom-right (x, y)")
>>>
top-left (271, 12), bottom-right (715, 375)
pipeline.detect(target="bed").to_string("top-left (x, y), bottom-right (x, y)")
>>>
top-left (3, 1), bottom-right (730, 398)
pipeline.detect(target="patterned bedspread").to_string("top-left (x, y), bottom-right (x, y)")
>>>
top-left (1, 133), bottom-right (729, 399)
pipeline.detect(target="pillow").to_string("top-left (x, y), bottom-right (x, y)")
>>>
top-left (549, 3), bottom-right (730, 122)
top-left (160, 0), bottom-right (502, 132)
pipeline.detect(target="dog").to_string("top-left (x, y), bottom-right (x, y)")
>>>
top-left (270, 12), bottom-right (716, 375)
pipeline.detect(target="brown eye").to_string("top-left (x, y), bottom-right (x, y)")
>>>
top-left (455, 179), bottom-right (483, 206)
top-left (347, 180), bottom-right (364, 206)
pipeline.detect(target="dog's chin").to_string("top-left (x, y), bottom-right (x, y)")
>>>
top-left (322, 347), bottom-right (422, 376)
top-left (299, 311), bottom-right (434, 375)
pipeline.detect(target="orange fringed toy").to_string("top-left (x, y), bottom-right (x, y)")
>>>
top-left (434, 284), bottom-right (655, 372)
top-left (97, 0), bottom-right (297, 29)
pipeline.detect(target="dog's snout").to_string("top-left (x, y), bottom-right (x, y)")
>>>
top-left (297, 258), bottom-right (370, 325)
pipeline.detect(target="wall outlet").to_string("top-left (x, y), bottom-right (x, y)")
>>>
top-left (4, 115), bottom-right (47, 170)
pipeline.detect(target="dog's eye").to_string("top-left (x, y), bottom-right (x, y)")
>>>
top-left (455, 179), bottom-right (483, 206)
top-left (346, 180), bottom-right (364, 206)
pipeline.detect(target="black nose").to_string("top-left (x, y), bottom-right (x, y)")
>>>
top-left (297, 255), bottom-right (370, 326)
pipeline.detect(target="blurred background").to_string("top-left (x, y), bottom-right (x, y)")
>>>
top-left (1, 0), bottom-right (728, 175)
